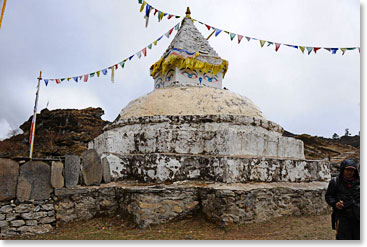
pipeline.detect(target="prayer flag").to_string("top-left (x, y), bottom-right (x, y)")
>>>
top-left (148, 43), bottom-right (152, 49)
top-left (275, 43), bottom-right (281, 52)
top-left (102, 69), bottom-right (108, 75)
top-left (238, 35), bottom-right (243, 44)
top-left (205, 24), bottom-right (211, 30)
top-left (67, 77), bottom-right (71, 81)
top-left (299, 46), bottom-right (305, 53)
top-left (154, 9), bottom-right (158, 15)
top-left (306, 47), bottom-right (313, 55)
top-left (83, 74), bottom-right (88, 82)
top-left (169, 27), bottom-right (174, 35)
top-left (119, 61), bottom-right (125, 68)
top-left (129, 55), bottom-right (134, 60)
top-left (111, 66), bottom-right (115, 83)
top-left (115, 64), bottom-right (118, 70)
top-left (267, 42), bottom-right (273, 46)
top-left (142, 47), bottom-right (147, 56)
top-left (165, 31), bottom-right (170, 38)
top-left (215, 29), bottom-right (222, 37)
top-left (136, 50), bottom-right (142, 59)
top-left (90, 72), bottom-right (95, 78)
top-left (260, 40), bottom-right (266, 47)
top-left (73, 76), bottom-right (78, 82)
top-left (358, 47), bottom-right (360, 53)
top-left (224, 31), bottom-right (229, 35)
top-left (340, 48), bottom-right (347, 55)
top-left (56, 79), bottom-right (61, 84)
top-left (286, 44), bottom-right (298, 49)
top-left (168, 14), bottom-right (173, 19)
top-left (230, 33), bottom-right (236, 41)
top-left (175, 23), bottom-right (180, 30)
top-left (175, 16), bottom-right (180, 18)
top-left (139, 1), bottom-right (146, 12)
top-left (313, 47), bottom-right (321, 54)
top-left (245, 36), bottom-right (251, 42)
top-left (331, 48), bottom-right (338, 54)
top-left (153, 39), bottom-right (158, 45)
top-left (138, 0), bottom-right (142, 4)
top-left (157, 35), bottom-right (163, 41)
top-left (324, 48), bottom-right (331, 52)
top-left (79, 76), bottom-right (82, 80)
top-left (96, 71), bottom-right (100, 77)
top-left (44, 79), bottom-right (48, 86)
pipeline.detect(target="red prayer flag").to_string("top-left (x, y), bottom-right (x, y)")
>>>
top-left (168, 14), bottom-right (173, 19)
top-left (238, 35), bottom-right (243, 44)
top-left (168, 28), bottom-right (174, 35)
top-left (275, 43), bottom-right (281, 52)
top-left (83, 74), bottom-right (88, 82)
top-left (313, 47), bottom-right (321, 53)
top-left (56, 79), bottom-right (61, 84)
top-left (142, 47), bottom-right (147, 56)
top-left (154, 9), bottom-right (158, 15)
top-left (115, 64), bottom-right (118, 70)
top-left (205, 24), bottom-right (211, 30)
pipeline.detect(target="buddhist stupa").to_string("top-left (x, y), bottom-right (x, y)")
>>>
top-left (89, 9), bottom-right (310, 182)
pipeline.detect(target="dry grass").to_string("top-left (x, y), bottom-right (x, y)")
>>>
top-left (4, 214), bottom-right (335, 240)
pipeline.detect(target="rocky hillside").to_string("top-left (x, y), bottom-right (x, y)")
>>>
top-left (283, 131), bottom-right (360, 162)
top-left (0, 107), bottom-right (109, 158)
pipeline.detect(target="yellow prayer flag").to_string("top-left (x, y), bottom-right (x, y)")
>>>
top-left (96, 71), bottom-right (100, 77)
top-left (140, 1), bottom-right (146, 12)
top-left (160, 11), bottom-right (164, 20)
top-left (299, 46), bottom-right (305, 53)
top-left (153, 40), bottom-right (158, 46)
top-left (260, 40), bottom-right (266, 48)
top-left (341, 48), bottom-right (347, 55)
top-left (67, 77), bottom-right (71, 81)
top-left (224, 31), bottom-right (229, 34)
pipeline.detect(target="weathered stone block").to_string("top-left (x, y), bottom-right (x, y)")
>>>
top-left (15, 204), bottom-right (35, 213)
top-left (25, 220), bottom-right (37, 226)
top-left (101, 157), bottom-right (111, 183)
top-left (16, 161), bottom-right (53, 202)
top-left (10, 219), bottom-right (25, 227)
top-left (0, 205), bottom-right (12, 213)
top-left (6, 213), bottom-right (18, 221)
top-left (0, 158), bottom-right (19, 201)
top-left (0, 220), bottom-right (8, 227)
top-left (41, 204), bottom-right (54, 211)
top-left (39, 216), bottom-right (55, 224)
top-left (17, 224), bottom-right (53, 234)
top-left (81, 150), bottom-right (102, 186)
top-left (64, 155), bottom-right (80, 188)
top-left (51, 161), bottom-right (64, 189)
top-left (0, 213), bottom-right (5, 220)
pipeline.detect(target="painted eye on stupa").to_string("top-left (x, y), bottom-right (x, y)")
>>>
top-left (181, 70), bottom-right (198, 79)
top-left (165, 70), bottom-right (174, 82)
top-left (155, 78), bottom-right (162, 88)
top-left (204, 74), bottom-right (218, 83)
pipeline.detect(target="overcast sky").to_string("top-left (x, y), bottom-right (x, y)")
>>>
top-left (0, 0), bottom-right (361, 140)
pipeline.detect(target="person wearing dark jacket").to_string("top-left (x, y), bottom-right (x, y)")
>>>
top-left (325, 159), bottom-right (360, 240)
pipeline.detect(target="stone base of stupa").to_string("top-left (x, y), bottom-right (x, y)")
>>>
top-left (54, 180), bottom-right (331, 228)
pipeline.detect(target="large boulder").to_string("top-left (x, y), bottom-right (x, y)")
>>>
top-left (101, 157), bottom-right (111, 183)
top-left (64, 155), bottom-right (80, 188)
top-left (0, 159), bottom-right (19, 201)
top-left (17, 161), bottom-right (53, 202)
top-left (81, 150), bottom-right (102, 186)
top-left (51, 161), bottom-right (64, 189)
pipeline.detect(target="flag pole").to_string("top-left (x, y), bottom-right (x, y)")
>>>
top-left (0, 0), bottom-right (7, 30)
top-left (29, 71), bottom-right (42, 160)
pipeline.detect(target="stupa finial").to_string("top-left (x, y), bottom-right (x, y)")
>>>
top-left (185, 7), bottom-right (191, 18)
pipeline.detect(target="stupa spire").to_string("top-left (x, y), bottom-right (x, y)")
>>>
top-left (150, 8), bottom-right (228, 90)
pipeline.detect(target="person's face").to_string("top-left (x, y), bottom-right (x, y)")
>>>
top-left (343, 167), bottom-right (355, 179)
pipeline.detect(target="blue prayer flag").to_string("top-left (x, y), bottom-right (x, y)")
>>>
top-left (331, 48), bottom-right (338, 54)
top-left (215, 29), bottom-right (222, 37)
top-left (102, 69), bottom-right (108, 75)
top-left (44, 79), bottom-right (48, 86)
top-left (73, 77), bottom-right (78, 82)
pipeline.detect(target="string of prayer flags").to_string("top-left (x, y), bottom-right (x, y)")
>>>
top-left (139, 0), bottom-right (180, 27)
top-left (43, 22), bottom-right (180, 86)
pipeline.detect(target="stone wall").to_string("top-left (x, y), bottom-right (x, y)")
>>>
top-left (53, 181), bottom-right (330, 229)
top-left (0, 200), bottom-right (55, 237)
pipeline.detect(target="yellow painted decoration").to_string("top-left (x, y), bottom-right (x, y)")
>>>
top-left (150, 53), bottom-right (228, 78)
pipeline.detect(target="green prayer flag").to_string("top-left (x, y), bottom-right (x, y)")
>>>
top-left (148, 43), bottom-right (152, 49)
top-left (347, 48), bottom-right (356, 50)
top-left (267, 41), bottom-right (273, 46)
top-left (61, 78), bottom-right (65, 81)
top-left (175, 23), bottom-right (180, 30)
top-left (230, 33), bottom-right (236, 41)
top-left (119, 61), bottom-right (125, 68)
top-left (90, 72), bottom-right (95, 78)
top-left (138, 0), bottom-right (142, 4)
top-left (306, 47), bottom-right (313, 55)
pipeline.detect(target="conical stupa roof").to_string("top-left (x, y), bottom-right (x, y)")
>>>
top-left (150, 15), bottom-right (228, 78)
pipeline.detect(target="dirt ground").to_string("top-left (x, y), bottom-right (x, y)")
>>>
top-left (4, 213), bottom-right (336, 240)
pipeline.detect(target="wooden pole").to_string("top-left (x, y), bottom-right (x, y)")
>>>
top-left (0, 0), bottom-right (7, 30)
top-left (29, 71), bottom-right (42, 159)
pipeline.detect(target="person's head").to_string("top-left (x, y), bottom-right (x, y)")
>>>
top-left (340, 159), bottom-right (359, 179)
